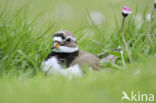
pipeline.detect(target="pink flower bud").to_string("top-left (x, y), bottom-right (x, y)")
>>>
top-left (122, 6), bottom-right (132, 17)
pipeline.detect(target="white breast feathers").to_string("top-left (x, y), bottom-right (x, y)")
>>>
top-left (41, 57), bottom-right (82, 77)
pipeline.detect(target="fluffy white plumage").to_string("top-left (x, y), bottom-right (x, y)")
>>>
top-left (41, 57), bottom-right (82, 77)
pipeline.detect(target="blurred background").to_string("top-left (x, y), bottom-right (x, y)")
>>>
top-left (0, 0), bottom-right (156, 103)
top-left (0, 0), bottom-right (153, 32)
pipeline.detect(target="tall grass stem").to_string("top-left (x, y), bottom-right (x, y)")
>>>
top-left (121, 17), bottom-right (132, 64)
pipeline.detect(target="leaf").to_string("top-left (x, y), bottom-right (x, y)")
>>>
top-left (108, 51), bottom-right (121, 58)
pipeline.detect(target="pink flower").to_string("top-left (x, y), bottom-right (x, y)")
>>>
top-left (122, 6), bottom-right (132, 15)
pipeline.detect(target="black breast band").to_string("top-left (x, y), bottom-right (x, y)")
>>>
top-left (44, 51), bottom-right (79, 68)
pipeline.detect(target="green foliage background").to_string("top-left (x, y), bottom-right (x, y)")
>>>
top-left (0, 0), bottom-right (156, 103)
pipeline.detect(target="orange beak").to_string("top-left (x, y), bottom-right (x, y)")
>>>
top-left (51, 43), bottom-right (60, 49)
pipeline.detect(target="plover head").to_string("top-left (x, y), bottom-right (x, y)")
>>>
top-left (52, 30), bottom-right (78, 53)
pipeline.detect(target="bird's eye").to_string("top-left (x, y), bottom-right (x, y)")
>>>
top-left (66, 38), bottom-right (71, 42)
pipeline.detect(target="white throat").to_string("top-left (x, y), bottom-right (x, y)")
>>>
top-left (54, 46), bottom-right (78, 53)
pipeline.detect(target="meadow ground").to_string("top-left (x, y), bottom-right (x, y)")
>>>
top-left (0, 0), bottom-right (156, 103)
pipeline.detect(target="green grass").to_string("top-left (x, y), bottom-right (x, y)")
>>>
top-left (0, 0), bottom-right (156, 103)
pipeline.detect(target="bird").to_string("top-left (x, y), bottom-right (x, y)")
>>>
top-left (41, 30), bottom-right (118, 77)
top-left (41, 30), bottom-right (101, 76)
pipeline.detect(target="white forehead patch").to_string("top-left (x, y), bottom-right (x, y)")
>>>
top-left (53, 37), bottom-right (63, 42)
